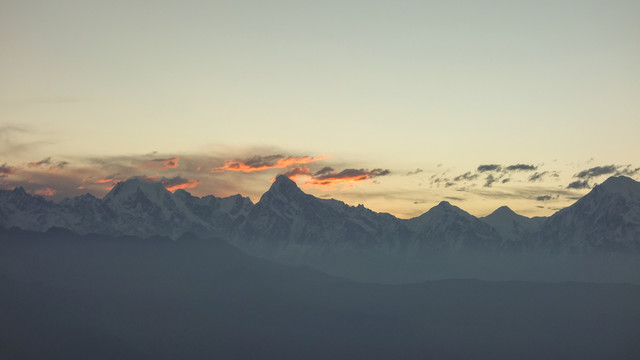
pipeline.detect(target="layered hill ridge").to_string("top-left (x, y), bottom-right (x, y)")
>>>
top-left (1, 176), bottom-right (640, 260)
top-left (3, 226), bottom-right (639, 359)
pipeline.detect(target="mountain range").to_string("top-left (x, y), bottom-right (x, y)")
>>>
top-left (2, 175), bottom-right (640, 281)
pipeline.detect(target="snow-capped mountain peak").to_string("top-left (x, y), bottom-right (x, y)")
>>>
top-left (12, 187), bottom-right (28, 196)
top-left (269, 175), bottom-right (304, 195)
top-left (482, 206), bottom-right (536, 225)
top-left (538, 175), bottom-right (640, 253)
top-left (594, 176), bottom-right (640, 197)
top-left (2, 175), bottom-right (640, 258)
top-left (415, 200), bottom-right (474, 222)
top-left (481, 206), bottom-right (544, 245)
top-left (104, 178), bottom-right (170, 203)
top-left (258, 175), bottom-right (308, 206)
top-left (488, 205), bottom-right (518, 217)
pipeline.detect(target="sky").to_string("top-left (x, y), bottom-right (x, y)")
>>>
top-left (1, 0), bottom-right (639, 218)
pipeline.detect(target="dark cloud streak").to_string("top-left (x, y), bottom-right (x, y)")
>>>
top-left (535, 195), bottom-right (558, 201)
top-left (567, 180), bottom-right (591, 189)
top-left (477, 164), bottom-right (501, 172)
top-left (453, 172), bottom-right (479, 182)
top-left (484, 174), bottom-right (498, 187)
top-left (0, 163), bottom-right (16, 176)
top-left (575, 165), bottom-right (617, 179)
top-left (529, 171), bottom-right (550, 182)
top-left (505, 164), bottom-right (537, 171)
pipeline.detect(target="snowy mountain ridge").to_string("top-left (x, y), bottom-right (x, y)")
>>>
top-left (0, 178), bottom-right (253, 239)
top-left (1, 175), bottom-right (640, 258)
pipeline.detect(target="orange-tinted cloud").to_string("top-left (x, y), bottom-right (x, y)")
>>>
top-left (33, 187), bottom-right (56, 196)
top-left (141, 157), bottom-right (179, 171)
top-left (0, 163), bottom-right (17, 177)
top-left (96, 178), bottom-right (117, 184)
top-left (280, 166), bottom-right (312, 182)
top-left (160, 176), bottom-right (202, 192)
top-left (28, 157), bottom-right (52, 168)
top-left (28, 157), bottom-right (68, 172)
top-left (279, 166), bottom-right (391, 190)
top-left (304, 168), bottom-right (390, 189)
top-left (213, 154), bottom-right (327, 173)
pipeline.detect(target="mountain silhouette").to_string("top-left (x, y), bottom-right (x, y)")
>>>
top-left (1, 176), bottom-right (640, 282)
top-left (539, 176), bottom-right (640, 253)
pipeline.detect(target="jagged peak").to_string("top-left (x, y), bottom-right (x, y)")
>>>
top-left (495, 205), bottom-right (514, 212)
top-left (273, 174), bottom-right (297, 185)
top-left (413, 200), bottom-right (471, 220)
top-left (79, 192), bottom-right (98, 199)
top-left (267, 175), bottom-right (303, 195)
top-left (433, 201), bottom-right (466, 214)
top-left (255, 175), bottom-right (312, 207)
top-left (12, 186), bottom-right (28, 195)
top-left (104, 178), bottom-right (170, 201)
top-left (595, 176), bottom-right (640, 195)
top-left (482, 205), bottom-right (534, 223)
top-left (173, 188), bottom-right (196, 198)
top-left (60, 193), bottom-right (99, 205)
top-left (487, 206), bottom-right (518, 217)
top-left (0, 186), bottom-right (37, 200)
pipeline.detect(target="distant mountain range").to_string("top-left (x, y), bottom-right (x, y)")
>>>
top-left (2, 175), bottom-right (640, 268)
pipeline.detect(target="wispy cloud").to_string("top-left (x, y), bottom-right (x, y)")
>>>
top-left (140, 157), bottom-right (179, 171)
top-left (32, 187), bottom-right (56, 196)
top-left (477, 164), bottom-right (501, 172)
top-left (0, 163), bottom-right (17, 177)
top-left (567, 180), bottom-right (591, 189)
top-left (0, 125), bottom-right (50, 156)
top-left (505, 164), bottom-right (537, 171)
top-left (433, 163), bottom-right (546, 189)
top-left (0, 149), bottom-right (393, 201)
top-left (212, 154), bottom-right (327, 173)
top-left (444, 196), bottom-right (465, 201)
top-left (484, 174), bottom-right (498, 188)
top-left (535, 195), bottom-right (559, 201)
top-left (454, 172), bottom-right (479, 182)
top-left (131, 175), bottom-right (201, 192)
top-left (616, 165), bottom-right (640, 177)
top-left (27, 157), bottom-right (69, 172)
top-left (575, 165), bottom-right (617, 179)
top-left (528, 171), bottom-right (548, 182)
top-left (461, 186), bottom-right (582, 201)
top-left (567, 164), bottom-right (640, 189)
top-left (280, 166), bottom-right (391, 189)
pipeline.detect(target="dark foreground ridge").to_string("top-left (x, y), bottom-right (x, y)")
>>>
top-left (1, 227), bottom-right (640, 360)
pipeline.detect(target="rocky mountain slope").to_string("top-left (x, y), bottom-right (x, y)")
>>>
top-left (0, 179), bottom-right (253, 239)
top-left (2, 176), bottom-right (640, 260)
